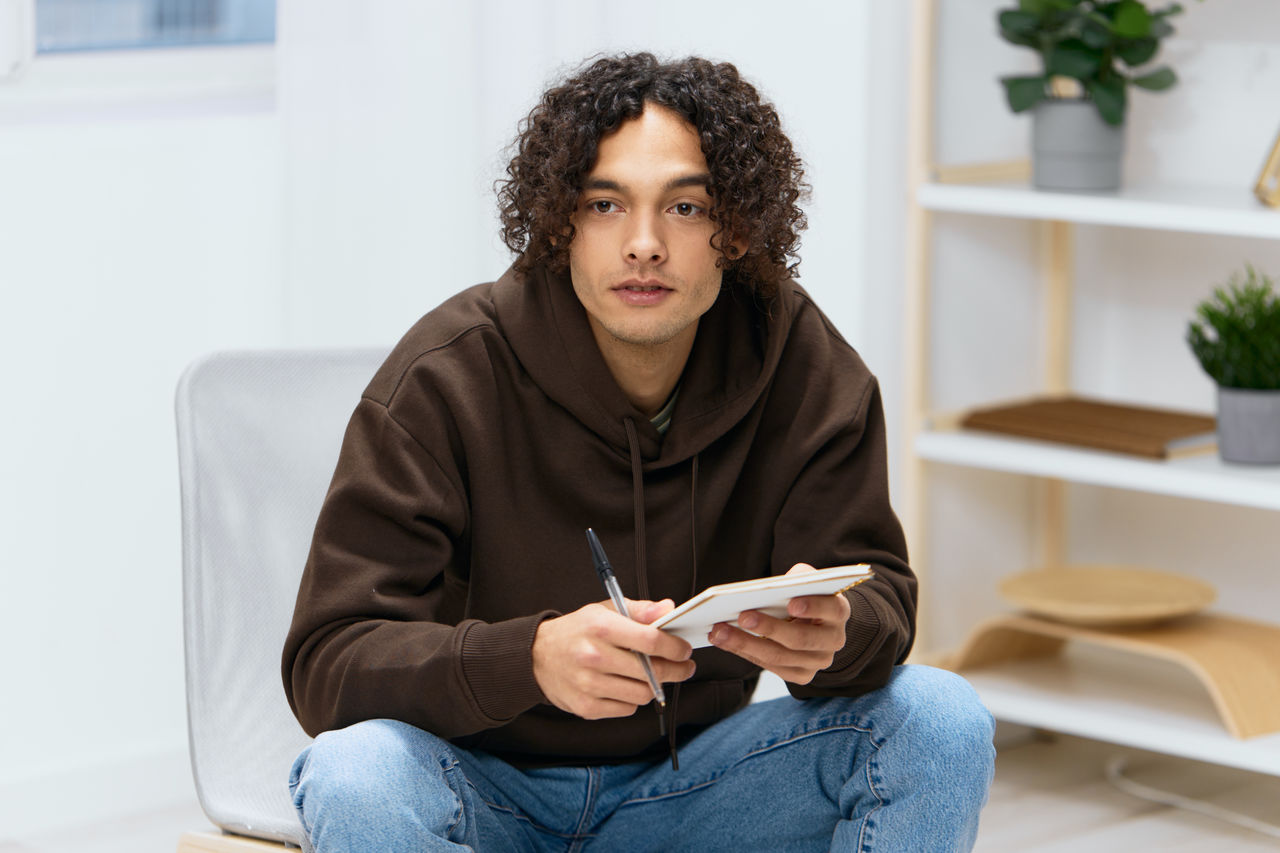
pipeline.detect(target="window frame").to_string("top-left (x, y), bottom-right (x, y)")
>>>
top-left (0, 42), bottom-right (275, 124)
top-left (33, 0), bottom-right (276, 55)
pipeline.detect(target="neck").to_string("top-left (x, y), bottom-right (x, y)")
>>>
top-left (588, 322), bottom-right (697, 417)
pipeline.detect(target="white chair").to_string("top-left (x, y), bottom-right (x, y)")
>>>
top-left (174, 348), bottom-right (388, 852)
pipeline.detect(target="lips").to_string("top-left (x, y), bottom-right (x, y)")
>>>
top-left (614, 279), bottom-right (671, 292)
top-left (611, 279), bottom-right (673, 307)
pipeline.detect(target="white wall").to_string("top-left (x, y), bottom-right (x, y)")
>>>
top-left (0, 0), bottom-right (891, 837)
top-left (0, 48), bottom-right (283, 833)
top-left (278, 0), bottom-right (877, 355)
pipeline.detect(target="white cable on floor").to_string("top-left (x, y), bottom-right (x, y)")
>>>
top-left (1104, 755), bottom-right (1280, 840)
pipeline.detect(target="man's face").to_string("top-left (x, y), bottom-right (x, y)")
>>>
top-left (568, 104), bottom-right (732, 355)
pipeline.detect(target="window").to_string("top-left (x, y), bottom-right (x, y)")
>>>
top-left (35, 0), bottom-right (275, 53)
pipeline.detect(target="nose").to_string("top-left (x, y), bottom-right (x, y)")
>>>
top-left (623, 211), bottom-right (666, 265)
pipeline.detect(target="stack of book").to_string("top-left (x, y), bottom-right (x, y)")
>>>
top-left (960, 395), bottom-right (1217, 459)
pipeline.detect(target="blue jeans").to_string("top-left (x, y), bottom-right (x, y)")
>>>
top-left (289, 665), bottom-right (995, 852)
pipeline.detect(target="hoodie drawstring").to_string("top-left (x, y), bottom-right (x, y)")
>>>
top-left (623, 418), bottom-right (650, 602)
top-left (624, 418), bottom-right (700, 771)
top-left (689, 453), bottom-right (699, 600)
top-left (663, 452), bottom-right (700, 771)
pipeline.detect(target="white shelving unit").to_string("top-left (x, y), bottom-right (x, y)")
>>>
top-left (964, 644), bottom-right (1280, 777)
top-left (916, 429), bottom-right (1280, 513)
top-left (905, 1), bottom-right (1280, 777)
top-left (918, 180), bottom-right (1280, 240)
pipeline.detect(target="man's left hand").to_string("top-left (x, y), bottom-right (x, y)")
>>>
top-left (708, 563), bottom-right (851, 685)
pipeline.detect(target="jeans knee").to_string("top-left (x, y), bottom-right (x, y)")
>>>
top-left (291, 719), bottom-right (462, 837)
top-left (885, 666), bottom-right (995, 793)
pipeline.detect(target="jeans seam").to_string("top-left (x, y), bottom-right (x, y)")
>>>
top-left (289, 756), bottom-right (313, 840)
top-left (857, 745), bottom-right (885, 852)
top-left (571, 767), bottom-right (599, 837)
top-left (439, 758), bottom-right (468, 840)
top-left (467, 781), bottom-right (586, 841)
top-left (617, 720), bottom-right (876, 809)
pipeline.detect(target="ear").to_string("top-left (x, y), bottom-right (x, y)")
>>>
top-left (712, 229), bottom-right (748, 261)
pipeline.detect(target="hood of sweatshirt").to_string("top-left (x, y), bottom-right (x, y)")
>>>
top-left (493, 265), bottom-right (789, 466)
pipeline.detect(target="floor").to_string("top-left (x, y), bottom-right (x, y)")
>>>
top-left (977, 733), bottom-right (1280, 851)
top-left (3, 733), bottom-right (1278, 852)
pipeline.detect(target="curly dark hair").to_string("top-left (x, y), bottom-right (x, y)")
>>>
top-left (497, 53), bottom-right (809, 298)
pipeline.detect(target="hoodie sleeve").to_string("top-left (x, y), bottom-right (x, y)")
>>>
top-left (282, 397), bottom-right (557, 738)
top-left (772, 376), bottom-right (918, 699)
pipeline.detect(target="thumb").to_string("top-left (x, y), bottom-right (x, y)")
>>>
top-left (786, 562), bottom-right (817, 576)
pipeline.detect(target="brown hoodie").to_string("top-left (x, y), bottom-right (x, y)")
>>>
top-left (282, 264), bottom-right (916, 766)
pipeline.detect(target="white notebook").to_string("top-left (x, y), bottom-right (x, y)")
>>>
top-left (651, 564), bottom-right (873, 648)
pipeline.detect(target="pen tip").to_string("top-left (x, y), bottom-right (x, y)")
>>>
top-left (585, 528), bottom-right (609, 567)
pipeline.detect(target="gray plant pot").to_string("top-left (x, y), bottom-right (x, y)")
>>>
top-left (1217, 387), bottom-right (1280, 465)
top-left (1032, 99), bottom-right (1125, 191)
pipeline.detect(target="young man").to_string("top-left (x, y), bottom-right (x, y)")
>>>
top-left (284, 53), bottom-right (995, 851)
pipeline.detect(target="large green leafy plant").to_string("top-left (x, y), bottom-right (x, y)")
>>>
top-left (1187, 266), bottom-right (1280, 390)
top-left (998, 0), bottom-right (1186, 126)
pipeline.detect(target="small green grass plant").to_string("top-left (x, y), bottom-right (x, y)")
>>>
top-left (1187, 265), bottom-right (1280, 391)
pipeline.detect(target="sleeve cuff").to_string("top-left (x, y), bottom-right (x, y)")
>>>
top-left (830, 587), bottom-right (883, 673)
top-left (459, 612), bottom-right (558, 724)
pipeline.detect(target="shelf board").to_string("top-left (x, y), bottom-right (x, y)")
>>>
top-left (961, 644), bottom-right (1280, 777)
top-left (916, 427), bottom-right (1280, 511)
top-left (918, 180), bottom-right (1280, 239)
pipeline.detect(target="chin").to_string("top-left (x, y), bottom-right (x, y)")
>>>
top-left (605, 324), bottom-right (678, 348)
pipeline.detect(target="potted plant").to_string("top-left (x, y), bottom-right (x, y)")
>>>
top-left (996, 0), bottom-right (1187, 191)
top-left (1187, 265), bottom-right (1280, 465)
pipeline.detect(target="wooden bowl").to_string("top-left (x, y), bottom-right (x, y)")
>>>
top-left (998, 565), bottom-right (1217, 627)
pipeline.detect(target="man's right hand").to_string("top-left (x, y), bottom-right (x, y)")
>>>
top-left (532, 599), bottom-right (696, 720)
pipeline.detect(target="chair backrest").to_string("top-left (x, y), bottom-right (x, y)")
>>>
top-left (176, 348), bottom-right (388, 844)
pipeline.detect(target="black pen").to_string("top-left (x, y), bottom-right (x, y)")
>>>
top-left (585, 528), bottom-right (666, 710)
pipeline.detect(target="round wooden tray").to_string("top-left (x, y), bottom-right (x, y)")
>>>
top-left (999, 565), bottom-right (1217, 627)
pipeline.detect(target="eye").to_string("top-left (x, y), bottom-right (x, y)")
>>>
top-left (589, 200), bottom-right (617, 214)
top-left (671, 202), bottom-right (706, 218)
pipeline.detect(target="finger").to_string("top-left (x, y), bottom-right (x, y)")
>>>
top-left (573, 692), bottom-right (644, 720)
top-left (709, 628), bottom-right (822, 685)
top-left (572, 625), bottom-right (695, 687)
top-left (597, 610), bottom-right (694, 663)
top-left (648, 656), bottom-right (697, 684)
top-left (784, 562), bottom-right (817, 576)
top-left (599, 596), bottom-right (691, 645)
top-left (738, 608), bottom-right (843, 653)
top-left (575, 635), bottom-right (660, 677)
top-left (586, 671), bottom-right (665, 708)
top-left (628, 598), bottom-right (676, 625)
top-left (604, 645), bottom-right (696, 686)
top-left (786, 591), bottom-right (852, 623)
top-left (709, 622), bottom-right (832, 672)
top-left (604, 597), bottom-right (674, 622)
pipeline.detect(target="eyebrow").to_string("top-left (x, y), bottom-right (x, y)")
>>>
top-left (582, 173), bottom-right (712, 194)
